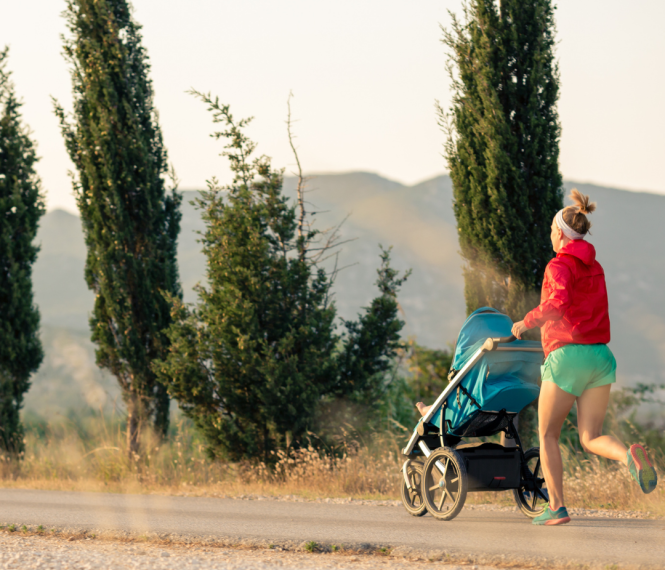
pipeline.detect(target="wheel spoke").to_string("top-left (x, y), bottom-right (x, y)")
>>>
top-left (534, 458), bottom-right (541, 478)
top-left (445, 489), bottom-right (456, 504)
top-left (535, 487), bottom-right (548, 501)
top-left (438, 491), bottom-right (446, 510)
top-left (531, 489), bottom-right (538, 510)
top-left (450, 477), bottom-right (459, 484)
top-left (429, 483), bottom-right (441, 492)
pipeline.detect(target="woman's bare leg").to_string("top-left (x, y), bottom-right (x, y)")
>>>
top-left (416, 402), bottom-right (431, 417)
top-left (538, 381), bottom-right (577, 510)
top-left (576, 384), bottom-right (627, 463)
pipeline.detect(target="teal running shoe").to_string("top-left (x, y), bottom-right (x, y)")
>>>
top-left (532, 505), bottom-right (571, 526)
top-left (627, 444), bottom-right (657, 494)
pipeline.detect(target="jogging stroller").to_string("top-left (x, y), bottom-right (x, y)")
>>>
top-left (400, 308), bottom-right (549, 521)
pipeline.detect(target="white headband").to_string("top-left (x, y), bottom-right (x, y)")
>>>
top-left (555, 209), bottom-right (585, 240)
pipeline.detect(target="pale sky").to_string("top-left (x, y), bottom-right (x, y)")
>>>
top-left (2, 1), bottom-right (664, 212)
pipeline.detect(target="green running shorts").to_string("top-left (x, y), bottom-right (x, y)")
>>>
top-left (541, 343), bottom-right (616, 397)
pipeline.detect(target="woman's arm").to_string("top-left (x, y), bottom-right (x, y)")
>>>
top-left (515, 260), bottom-right (574, 336)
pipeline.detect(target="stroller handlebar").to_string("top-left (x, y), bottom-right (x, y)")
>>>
top-left (482, 335), bottom-right (543, 352)
top-left (482, 335), bottom-right (517, 351)
top-left (495, 335), bottom-right (517, 343)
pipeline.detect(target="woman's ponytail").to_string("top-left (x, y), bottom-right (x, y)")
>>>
top-left (563, 189), bottom-right (596, 235)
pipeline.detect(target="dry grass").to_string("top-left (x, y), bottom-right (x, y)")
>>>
top-left (562, 448), bottom-right (665, 516)
top-left (1, 415), bottom-right (663, 515)
top-left (0, 417), bottom-right (401, 500)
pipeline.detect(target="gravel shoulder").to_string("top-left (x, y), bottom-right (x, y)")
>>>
top-left (0, 532), bottom-right (511, 570)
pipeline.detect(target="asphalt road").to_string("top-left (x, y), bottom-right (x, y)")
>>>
top-left (0, 489), bottom-right (663, 567)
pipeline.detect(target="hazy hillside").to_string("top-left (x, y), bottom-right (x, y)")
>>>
top-left (24, 173), bottom-right (665, 419)
top-left (24, 326), bottom-right (120, 421)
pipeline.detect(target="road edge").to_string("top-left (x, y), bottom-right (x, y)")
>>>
top-left (0, 523), bottom-right (657, 570)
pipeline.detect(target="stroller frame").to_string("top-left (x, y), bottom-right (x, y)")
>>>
top-left (400, 335), bottom-right (548, 521)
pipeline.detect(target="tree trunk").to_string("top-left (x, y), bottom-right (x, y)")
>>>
top-left (263, 422), bottom-right (269, 464)
top-left (126, 394), bottom-right (141, 460)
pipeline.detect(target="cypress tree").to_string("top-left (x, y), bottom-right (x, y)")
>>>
top-left (0, 47), bottom-right (45, 455)
top-left (54, 0), bottom-right (181, 454)
top-left (155, 95), bottom-right (408, 461)
top-left (442, 0), bottom-right (563, 321)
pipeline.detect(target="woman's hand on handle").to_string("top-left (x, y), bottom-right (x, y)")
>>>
top-left (511, 320), bottom-right (529, 339)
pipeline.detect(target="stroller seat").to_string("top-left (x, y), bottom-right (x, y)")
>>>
top-left (432, 347), bottom-right (541, 438)
top-left (408, 307), bottom-right (542, 443)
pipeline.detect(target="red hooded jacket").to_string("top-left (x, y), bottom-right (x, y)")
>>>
top-left (523, 240), bottom-right (611, 358)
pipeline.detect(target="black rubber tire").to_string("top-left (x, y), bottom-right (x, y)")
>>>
top-left (513, 446), bottom-right (549, 518)
top-left (400, 459), bottom-right (427, 517)
top-left (421, 447), bottom-right (468, 521)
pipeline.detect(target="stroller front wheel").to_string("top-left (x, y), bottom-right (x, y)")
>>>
top-left (400, 458), bottom-right (427, 517)
top-left (421, 447), bottom-right (468, 521)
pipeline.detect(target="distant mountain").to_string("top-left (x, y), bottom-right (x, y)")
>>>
top-left (24, 173), bottom-right (665, 419)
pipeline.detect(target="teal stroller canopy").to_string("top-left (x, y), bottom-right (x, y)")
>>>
top-left (430, 307), bottom-right (542, 437)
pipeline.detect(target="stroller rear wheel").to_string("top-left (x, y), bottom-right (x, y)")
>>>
top-left (422, 447), bottom-right (468, 521)
top-left (514, 447), bottom-right (549, 518)
top-left (400, 459), bottom-right (427, 516)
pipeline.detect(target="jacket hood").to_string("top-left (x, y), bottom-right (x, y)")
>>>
top-left (559, 239), bottom-right (596, 265)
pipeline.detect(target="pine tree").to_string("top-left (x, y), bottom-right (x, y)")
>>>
top-left (442, 0), bottom-right (563, 321)
top-left (311, 247), bottom-right (410, 440)
top-left (54, 0), bottom-right (181, 454)
top-left (335, 248), bottom-right (410, 411)
top-left (155, 95), bottom-right (408, 461)
top-left (0, 47), bottom-right (45, 455)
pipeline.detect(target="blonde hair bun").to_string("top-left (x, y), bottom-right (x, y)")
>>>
top-left (569, 188), bottom-right (596, 215)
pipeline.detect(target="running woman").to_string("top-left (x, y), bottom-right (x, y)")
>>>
top-left (512, 189), bottom-right (658, 526)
